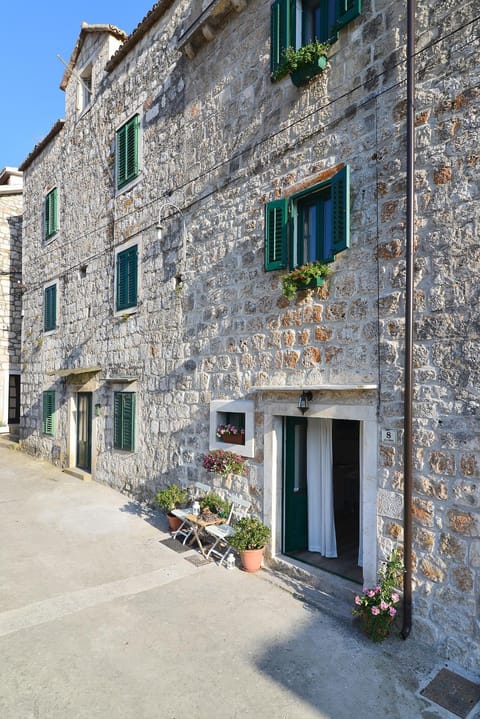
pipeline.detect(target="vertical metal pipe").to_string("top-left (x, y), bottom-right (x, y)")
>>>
top-left (401, 0), bottom-right (415, 640)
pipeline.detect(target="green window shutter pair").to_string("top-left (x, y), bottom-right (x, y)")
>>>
top-left (116, 115), bottom-right (139, 190)
top-left (116, 245), bottom-right (138, 311)
top-left (42, 390), bottom-right (55, 436)
top-left (44, 188), bottom-right (58, 239)
top-left (264, 165), bottom-right (350, 270)
top-left (270, 0), bottom-right (361, 73)
top-left (44, 284), bottom-right (57, 331)
top-left (114, 392), bottom-right (136, 451)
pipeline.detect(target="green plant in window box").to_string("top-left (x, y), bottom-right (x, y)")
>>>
top-left (281, 261), bottom-right (332, 300)
top-left (271, 41), bottom-right (330, 85)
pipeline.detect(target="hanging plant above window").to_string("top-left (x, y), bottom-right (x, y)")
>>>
top-left (271, 41), bottom-right (330, 85)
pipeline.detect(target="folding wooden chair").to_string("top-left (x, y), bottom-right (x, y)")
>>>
top-left (205, 495), bottom-right (251, 566)
top-left (170, 481), bottom-right (210, 543)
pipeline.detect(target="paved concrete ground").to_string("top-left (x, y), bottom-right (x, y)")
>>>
top-left (0, 441), bottom-right (476, 719)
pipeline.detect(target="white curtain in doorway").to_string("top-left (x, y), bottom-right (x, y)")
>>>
top-left (307, 418), bottom-right (337, 557)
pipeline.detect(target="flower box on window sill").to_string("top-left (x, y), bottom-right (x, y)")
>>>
top-left (291, 55), bottom-right (327, 87)
top-left (219, 432), bottom-right (245, 446)
top-left (296, 276), bottom-right (326, 291)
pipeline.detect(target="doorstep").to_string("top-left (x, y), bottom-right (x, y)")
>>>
top-left (261, 554), bottom-right (358, 623)
top-left (62, 468), bottom-right (92, 481)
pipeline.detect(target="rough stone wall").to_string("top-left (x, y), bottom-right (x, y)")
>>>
top-left (395, 2), bottom-right (480, 669)
top-left (0, 189), bottom-right (22, 425)
top-left (19, 0), bottom-right (480, 669)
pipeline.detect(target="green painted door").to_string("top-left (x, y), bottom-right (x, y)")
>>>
top-left (284, 416), bottom-right (308, 553)
top-left (77, 392), bottom-right (92, 472)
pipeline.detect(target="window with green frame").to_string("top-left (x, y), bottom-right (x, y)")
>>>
top-left (116, 115), bottom-right (139, 190)
top-left (114, 392), bottom-right (136, 451)
top-left (44, 283), bottom-right (57, 332)
top-left (44, 187), bottom-right (58, 240)
top-left (42, 390), bottom-right (55, 436)
top-left (116, 245), bottom-right (138, 312)
top-left (265, 165), bottom-right (350, 270)
top-left (270, 0), bottom-right (361, 75)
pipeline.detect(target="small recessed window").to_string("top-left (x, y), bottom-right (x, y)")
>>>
top-left (79, 65), bottom-right (92, 112)
top-left (114, 392), bottom-right (136, 451)
top-left (42, 390), bottom-right (56, 436)
top-left (44, 188), bottom-right (58, 241)
top-left (116, 245), bottom-right (138, 312)
top-left (44, 283), bottom-right (57, 332)
top-left (116, 115), bottom-right (140, 190)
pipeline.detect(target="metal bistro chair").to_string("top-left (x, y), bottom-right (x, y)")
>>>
top-left (170, 481), bottom-right (210, 544)
top-left (205, 495), bottom-right (251, 566)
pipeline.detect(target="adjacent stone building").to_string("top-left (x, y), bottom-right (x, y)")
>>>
top-left (19, 1), bottom-right (480, 670)
top-left (0, 167), bottom-right (22, 437)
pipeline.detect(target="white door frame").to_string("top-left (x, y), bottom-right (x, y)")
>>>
top-left (263, 399), bottom-right (378, 587)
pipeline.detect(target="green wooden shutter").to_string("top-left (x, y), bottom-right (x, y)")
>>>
top-left (114, 392), bottom-right (135, 451)
top-left (265, 199), bottom-right (288, 271)
top-left (122, 393), bottom-right (135, 451)
top-left (42, 390), bottom-right (55, 435)
top-left (126, 115), bottom-right (139, 180)
top-left (335, 0), bottom-right (361, 30)
top-left (270, 0), bottom-right (296, 75)
top-left (113, 392), bottom-right (122, 449)
top-left (332, 165), bottom-right (350, 255)
top-left (44, 188), bottom-right (58, 239)
top-left (116, 115), bottom-right (139, 190)
top-left (44, 284), bottom-right (57, 331)
top-left (116, 246), bottom-right (138, 311)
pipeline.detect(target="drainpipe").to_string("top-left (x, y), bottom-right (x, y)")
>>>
top-left (401, 0), bottom-right (415, 640)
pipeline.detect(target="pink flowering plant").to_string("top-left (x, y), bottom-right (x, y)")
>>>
top-left (352, 549), bottom-right (403, 642)
top-left (216, 423), bottom-right (245, 439)
top-left (201, 449), bottom-right (246, 476)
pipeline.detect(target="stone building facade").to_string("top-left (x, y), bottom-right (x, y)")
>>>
top-left (0, 168), bottom-right (23, 436)
top-left (19, 1), bottom-right (480, 670)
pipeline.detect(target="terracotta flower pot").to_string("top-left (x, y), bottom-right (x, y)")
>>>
top-left (167, 513), bottom-right (183, 532)
top-left (239, 547), bottom-right (265, 573)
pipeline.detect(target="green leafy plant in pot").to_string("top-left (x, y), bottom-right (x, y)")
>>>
top-left (154, 484), bottom-right (188, 532)
top-left (228, 516), bottom-right (271, 573)
top-left (200, 492), bottom-right (231, 519)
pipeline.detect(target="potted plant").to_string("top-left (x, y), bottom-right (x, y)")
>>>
top-left (200, 491), bottom-right (231, 519)
top-left (216, 423), bottom-right (245, 445)
top-left (202, 449), bottom-right (247, 477)
top-left (228, 516), bottom-right (271, 573)
top-left (281, 261), bottom-right (332, 300)
top-left (352, 549), bottom-right (403, 642)
top-left (154, 484), bottom-right (188, 532)
top-left (271, 41), bottom-right (330, 86)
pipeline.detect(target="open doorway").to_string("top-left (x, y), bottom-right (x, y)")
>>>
top-left (283, 416), bottom-right (362, 583)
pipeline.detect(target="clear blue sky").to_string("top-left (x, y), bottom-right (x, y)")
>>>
top-left (1, 1), bottom-right (156, 169)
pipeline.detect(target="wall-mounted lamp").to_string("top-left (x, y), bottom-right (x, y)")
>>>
top-left (94, 403), bottom-right (102, 417)
top-left (157, 202), bottom-right (184, 240)
top-left (298, 390), bottom-right (313, 415)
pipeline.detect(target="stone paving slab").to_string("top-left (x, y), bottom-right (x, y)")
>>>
top-left (1, 442), bottom-right (479, 719)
